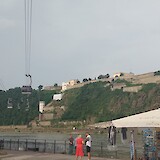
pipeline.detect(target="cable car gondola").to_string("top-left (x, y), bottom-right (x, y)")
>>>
top-left (21, 85), bottom-right (32, 94)
top-left (21, 74), bottom-right (32, 94)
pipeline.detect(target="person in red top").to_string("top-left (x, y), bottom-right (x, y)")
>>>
top-left (75, 135), bottom-right (84, 160)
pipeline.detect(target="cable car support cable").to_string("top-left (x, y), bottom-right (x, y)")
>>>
top-left (22, 0), bottom-right (32, 95)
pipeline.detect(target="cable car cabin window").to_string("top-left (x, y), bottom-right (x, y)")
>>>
top-left (7, 105), bottom-right (13, 109)
top-left (21, 86), bottom-right (32, 94)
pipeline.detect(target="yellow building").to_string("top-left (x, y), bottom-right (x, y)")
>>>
top-left (61, 79), bottom-right (79, 91)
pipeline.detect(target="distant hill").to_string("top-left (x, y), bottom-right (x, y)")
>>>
top-left (0, 88), bottom-right (56, 125)
top-left (0, 70), bottom-right (160, 127)
top-left (60, 81), bottom-right (160, 124)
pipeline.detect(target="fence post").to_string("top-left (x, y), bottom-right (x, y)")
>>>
top-left (17, 139), bottom-right (19, 151)
top-left (35, 139), bottom-right (37, 150)
top-left (54, 140), bottom-right (56, 154)
top-left (115, 150), bottom-right (118, 158)
top-left (44, 140), bottom-right (46, 152)
top-left (101, 142), bottom-right (103, 156)
top-left (65, 140), bottom-right (66, 154)
top-left (3, 139), bottom-right (4, 150)
top-left (26, 139), bottom-right (28, 151)
top-left (10, 139), bottom-right (11, 150)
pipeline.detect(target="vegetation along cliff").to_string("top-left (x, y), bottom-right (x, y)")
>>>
top-left (0, 80), bottom-right (160, 126)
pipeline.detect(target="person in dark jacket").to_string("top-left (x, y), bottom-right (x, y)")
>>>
top-left (68, 134), bottom-right (74, 154)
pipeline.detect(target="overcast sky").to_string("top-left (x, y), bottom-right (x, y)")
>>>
top-left (0, 0), bottom-right (160, 90)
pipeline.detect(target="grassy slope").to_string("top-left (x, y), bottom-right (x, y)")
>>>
top-left (61, 82), bottom-right (160, 123)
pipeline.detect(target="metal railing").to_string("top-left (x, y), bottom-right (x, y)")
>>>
top-left (0, 139), bottom-right (142, 159)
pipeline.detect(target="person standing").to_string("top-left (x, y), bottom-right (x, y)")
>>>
top-left (75, 135), bottom-right (84, 160)
top-left (74, 135), bottom-right (78, 153)
top-left (85, 132), bottom-right (92, 160)
top-left (68, 134), bottom-right (74, 155)
top-left (108, 125), bottom-right (116, 146)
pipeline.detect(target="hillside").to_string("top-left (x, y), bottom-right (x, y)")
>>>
top-left (60, 81), bottom-right (160, 124)
top-left (0, 71), bottom-right (160, 127)
top-left (0, 88), bottom-right (56, 125)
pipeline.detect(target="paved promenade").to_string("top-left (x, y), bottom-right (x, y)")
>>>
top-left (0, 150), bottom-right (120, 160)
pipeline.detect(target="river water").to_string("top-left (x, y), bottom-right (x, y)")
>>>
top-left (0, 131), bottom-right (109, 144)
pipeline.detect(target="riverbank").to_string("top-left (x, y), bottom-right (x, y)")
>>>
top-left (0, 125), bottom-right (101, 135)
top-left (0, 128), bottom-right (141, 160)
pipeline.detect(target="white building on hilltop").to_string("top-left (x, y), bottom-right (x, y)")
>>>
top-left (62, 79), bottom-right (79, 91)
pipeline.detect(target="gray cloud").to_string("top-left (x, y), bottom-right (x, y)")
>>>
top-left (0, 0), bottom-right (160, 89)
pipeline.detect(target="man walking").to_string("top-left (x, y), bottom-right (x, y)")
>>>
top-left (85, 132), bottom-right (92, 160)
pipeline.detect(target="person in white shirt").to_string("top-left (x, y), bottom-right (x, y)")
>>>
top-left (85, 133), bottom-right (92, 160)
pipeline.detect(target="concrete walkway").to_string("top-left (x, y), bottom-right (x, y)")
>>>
top-left (0, 150), bottom-right (120, 160)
